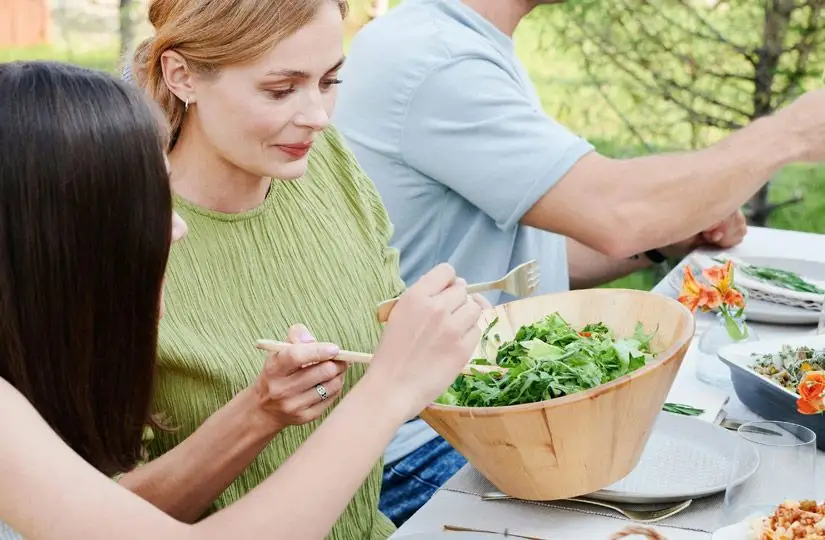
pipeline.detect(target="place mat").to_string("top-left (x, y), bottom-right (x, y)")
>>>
top-left (441, 465), bottom-right (726, 534)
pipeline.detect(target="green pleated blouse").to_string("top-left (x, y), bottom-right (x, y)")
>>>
top-left (148, 126), bottom-right (403, 539)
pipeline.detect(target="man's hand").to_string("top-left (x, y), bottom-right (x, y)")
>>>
top-left (700, 208), bottom-right (748, 248)
top-left (662, 209), bottom-right (748, 258)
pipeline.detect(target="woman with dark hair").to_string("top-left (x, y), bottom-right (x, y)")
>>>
top-left (0, 60), bottom-right (175, 476)
top-left (0, 60), bottom-right (482, 539)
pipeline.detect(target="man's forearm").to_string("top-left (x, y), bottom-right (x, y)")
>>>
top-left (117, 388), bottom-right (279, 523)
top-left (611, 117), bottom-right (795, 255)
top-left (566, 237), bottom-right (651, 289)
top-left (524, 115), bottom-right (803, 258)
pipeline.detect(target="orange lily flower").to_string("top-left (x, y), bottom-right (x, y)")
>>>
top-left (702, 262), bottom-right (728, 284)
top-left (678, 266), bottom-right (721, 313)
top-left (797, 371), bottom-right (825, 415)
top-left (721, 288), bottom-right (745, 309)
top-left (703, 261), bottom-right (745, 309)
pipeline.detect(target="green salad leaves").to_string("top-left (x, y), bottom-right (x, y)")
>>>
top-left (436, 313), bottom-right (656, 407)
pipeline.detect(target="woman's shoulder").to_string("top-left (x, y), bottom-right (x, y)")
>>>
top-left (0, 379), bottom-right (73, 463)
top-left (0, 378), bottom-right (54, 447)
top-left (0, 378), bottom-right (32, 418)
top-left (305, 125), bottom-right (390, 227)
top-left (313, 124), bottom-right (355, 164)
top-left (310, 126), bottom-right (379, 197)
top-left (0, 378), bottom-right (50, 485)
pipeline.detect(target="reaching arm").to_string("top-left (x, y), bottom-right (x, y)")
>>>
top-left (195, 373), bottom-right (403, 538)
top-left (566, 237), bottom-right (652, 290)
top-left (117, 326), bottom-right (349, 523)
top-left (0, 264), bottom-right (481, 540)
top-left (397, 57), bottom-right (818, 260)
top-left (116, 387), bottom-right (280, 523)
top-left (565, 210), bottom-right (747, 289)
top-left (0, 374), bottom-right (403, 540)
top-left (523, 115), bottom-right (800, 258)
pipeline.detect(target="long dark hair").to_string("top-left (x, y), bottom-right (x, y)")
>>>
top-left (0, 61), bottom-right (173, 476)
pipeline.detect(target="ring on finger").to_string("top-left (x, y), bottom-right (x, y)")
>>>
top-left (315, 383), bottom-right (329, 401)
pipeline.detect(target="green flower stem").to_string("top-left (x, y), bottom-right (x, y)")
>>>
top-left (720, 305), bottom-right (748, 341)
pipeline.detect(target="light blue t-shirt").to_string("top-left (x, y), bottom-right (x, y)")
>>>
top-left (0, 521), bottom-right (21, 539)
top-left (335, 0), bottom-right (594, 464)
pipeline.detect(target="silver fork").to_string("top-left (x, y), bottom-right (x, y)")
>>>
top-left (376, 260), bottom-right (540, 323)
top-left (481, 491), bottom-right (692, 524)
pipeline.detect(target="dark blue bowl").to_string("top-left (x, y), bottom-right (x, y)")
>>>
top-left (720, 355), bottom-right (825, 451)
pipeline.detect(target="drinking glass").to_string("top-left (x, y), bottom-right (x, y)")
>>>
top-left (817, 299), bottom-right (825, 335)
top-left (723, 421), bottom-right (817, 526)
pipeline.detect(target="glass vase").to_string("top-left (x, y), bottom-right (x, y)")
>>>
top-left (696, 312), bottom-right (759, 387)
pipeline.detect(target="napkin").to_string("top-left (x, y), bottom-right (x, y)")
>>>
top-left (666, 382), bottom-right (729, 424)
top-left (690, 252), bottom-right (824, 311)
top-left (665, 341), bottom-right (730, 424)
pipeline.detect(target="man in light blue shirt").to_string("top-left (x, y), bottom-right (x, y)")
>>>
top-left (335, 0), bottom-right (825, 525)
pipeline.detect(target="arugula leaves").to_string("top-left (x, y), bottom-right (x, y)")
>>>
top-left (436, 313), bottom-right (656, 407)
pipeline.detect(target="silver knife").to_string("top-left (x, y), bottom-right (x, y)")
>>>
top-left (720, 418), bottom-right (783, 436)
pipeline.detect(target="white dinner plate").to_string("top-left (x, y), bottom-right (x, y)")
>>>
top-left (587, 412), bottom-right (760, 504)
top-left (711, 517), bottom-right (762, 539)
top-left (670, 255), bottom-right (825, 325)
top-left (727, 256), bottom-right (825, 325)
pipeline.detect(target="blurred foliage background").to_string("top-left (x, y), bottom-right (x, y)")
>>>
top-left (4, 0), bottom-right (824, 290)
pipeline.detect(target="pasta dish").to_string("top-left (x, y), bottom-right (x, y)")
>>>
top-left (752, 500), bottom-right (825, 539)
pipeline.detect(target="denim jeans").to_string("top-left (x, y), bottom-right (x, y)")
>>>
top-left (379, 436), bottom-right (467, 527)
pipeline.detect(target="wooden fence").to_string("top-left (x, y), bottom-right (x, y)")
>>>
top-left (0, 0), bottom-right (50, 47)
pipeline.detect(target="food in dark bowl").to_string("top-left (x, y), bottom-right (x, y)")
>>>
top-left (719, 341), bottom-right (825, 451)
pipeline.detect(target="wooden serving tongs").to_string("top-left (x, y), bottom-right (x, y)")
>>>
top-left (254, 340), bottom-right (508, 377)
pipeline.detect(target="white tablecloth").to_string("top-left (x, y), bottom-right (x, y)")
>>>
top-left (391, 226), bottom-right (825, 540)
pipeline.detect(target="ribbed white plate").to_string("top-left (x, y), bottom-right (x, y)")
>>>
top-left (669, 255), bottom-right (825, 325)
top-left (588, 412), bottom-right (760, 504)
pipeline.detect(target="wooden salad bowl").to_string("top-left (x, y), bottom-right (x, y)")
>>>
top-left (420, 288), bottom-right (695, 501)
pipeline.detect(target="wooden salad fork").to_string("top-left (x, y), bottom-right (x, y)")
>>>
top-left (376, 260), bottom-right (540, 323)
top-left (255, 340), bottom-right (508, 377)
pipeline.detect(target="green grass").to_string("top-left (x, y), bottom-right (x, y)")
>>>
top-left (0, 44), bottom-right (119, 72)
top-left (768, 165), bottom-right (825, 234)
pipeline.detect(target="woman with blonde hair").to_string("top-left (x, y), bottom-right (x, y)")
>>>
top-left (0, 60), bottom-right (481, 539)
top-left (114, 0), bottom-right (482, 537)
